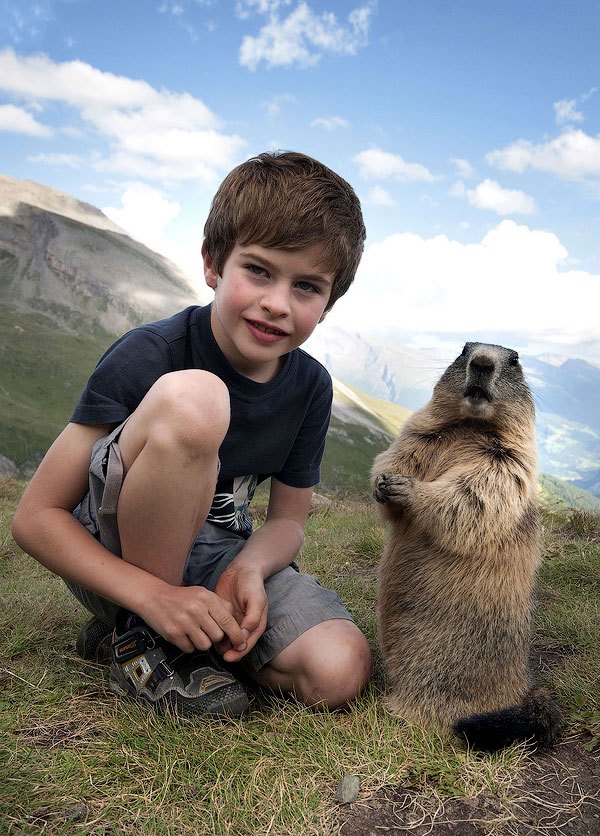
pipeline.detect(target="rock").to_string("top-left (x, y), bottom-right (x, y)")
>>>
top-left (0, 454), bottom-right (17, 477)
top-left (336, 774), bottom-right (360, 804)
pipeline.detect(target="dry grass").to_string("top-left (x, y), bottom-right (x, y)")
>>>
top-left (1, 480), bottom-right (598, 835)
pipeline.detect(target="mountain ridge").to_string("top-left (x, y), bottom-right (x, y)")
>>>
top-left (0, 175), bottom-right (204, 338)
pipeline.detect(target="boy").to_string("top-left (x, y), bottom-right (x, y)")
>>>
top-left (12, 151), bottom-right (372, 718)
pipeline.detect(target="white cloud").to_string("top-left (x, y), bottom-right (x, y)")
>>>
top-left (262, 92), bottom-right (295, 117)
top-left (553, 98), bottom-right (583, 125)
top-left (27, 151), bottom-right (83, 167)
top-left (457, 178), bottom-right (537, 215)
top-left (310, 115), bottom-right (348, 130)
top-left (450, 157), bottom-right (474, 178)
top-left (0, 48), bottom-right (246, 182)
top-left (367, 185), bottom-right (396, 206)
top-left (0, 103), bottom-right (52, 136)
top-left (354, 147), bottom-right (436, 183)
top-left (103, 183), bottom-right (181, 254)
top-left (327, 220), bottom-right (600, 352)
top-left (239, 1), bottom-right (374, 70)
top-left (553, 87), bottom-right (598, 125)
top-left (486, 128), bottom-right (600, 180)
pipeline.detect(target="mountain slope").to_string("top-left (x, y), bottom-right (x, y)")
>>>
top-left (0, 175), bottom-right (204, 338)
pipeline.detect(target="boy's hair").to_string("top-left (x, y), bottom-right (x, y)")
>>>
top-left (203, 151), bottom-right (366, 309)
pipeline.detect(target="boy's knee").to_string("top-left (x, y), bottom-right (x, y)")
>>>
top-left (298, 622), bottom-right (372, 709)
top-left (145, 370), bottom-right (230, 451)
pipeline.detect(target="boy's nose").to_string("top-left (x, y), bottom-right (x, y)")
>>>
top-left (260, 283), bottom-right (291, 317)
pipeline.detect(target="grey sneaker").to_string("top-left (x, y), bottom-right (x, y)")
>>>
top-left (109, 621), bottom-right (249, 718)
top-left (76, 616), bottom-right (113, 662)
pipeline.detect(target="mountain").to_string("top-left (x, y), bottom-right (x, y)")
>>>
top-left (306, 325), bottom-right (600, 498)
top-left (0, 175), bottom-right (205, 338)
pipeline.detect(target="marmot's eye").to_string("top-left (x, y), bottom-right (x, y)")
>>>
top-left (509, 355), bottom-right (519, 366)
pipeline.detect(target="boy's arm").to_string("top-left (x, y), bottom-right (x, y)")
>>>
top-left (12, 422), bottom-right (249, 660)
top-left (214, 478), bottom-right (313, 661)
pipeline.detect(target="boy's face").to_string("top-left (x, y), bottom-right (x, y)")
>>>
top-left (203, 242), bottom-right (334, 382)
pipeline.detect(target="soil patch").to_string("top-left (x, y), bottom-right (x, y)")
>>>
top-left (338, 736), bottom-right (599, 836)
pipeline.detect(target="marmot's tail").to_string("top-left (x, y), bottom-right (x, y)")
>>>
top-left (453, 688), bottom-right (564, 753)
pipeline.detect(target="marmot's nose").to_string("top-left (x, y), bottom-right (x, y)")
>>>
top-left (469, 355), bottom-right (496, 375)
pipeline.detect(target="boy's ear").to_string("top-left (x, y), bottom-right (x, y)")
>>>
top-left (318, 304), bottom-right (332, 324)
top-left (202, 243), bottom-right (219, 290)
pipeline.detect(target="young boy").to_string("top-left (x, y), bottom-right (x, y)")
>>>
top-left (12, 151), bottom-right (372, 718)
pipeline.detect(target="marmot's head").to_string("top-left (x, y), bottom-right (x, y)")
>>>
top-left (432, 342), bottom-right (534, 427)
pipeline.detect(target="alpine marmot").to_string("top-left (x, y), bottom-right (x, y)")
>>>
top-left (372, 342), bottom-right (563, 752)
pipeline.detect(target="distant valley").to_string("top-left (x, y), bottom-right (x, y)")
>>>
top-left (1, 175), bottom-right (599, 511)
top-left (306, 326), bottom-right (600, 499)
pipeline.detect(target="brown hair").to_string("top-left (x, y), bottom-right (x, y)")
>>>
top-left (203, 151), bottom-right (365, 309)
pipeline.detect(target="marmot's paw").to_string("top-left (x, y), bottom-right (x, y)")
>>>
top-left (374, 474), bottom-right (415, 506)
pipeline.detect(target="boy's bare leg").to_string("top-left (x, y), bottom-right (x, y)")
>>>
top-left (116, 369), bottom-right (230, 585)
top-left (246, 619), bottom-right (372, 709)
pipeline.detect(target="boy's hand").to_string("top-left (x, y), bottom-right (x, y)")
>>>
top-left (214, 562), bottom-right (268, 662)
top-left (140, 584), bottom-right (249, 663)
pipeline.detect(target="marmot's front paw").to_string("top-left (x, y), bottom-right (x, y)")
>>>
top-left (374, 473), bottom-right (415, 507)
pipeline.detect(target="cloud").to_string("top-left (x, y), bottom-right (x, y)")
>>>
top-left (486, 128), bottom-right (600, 180)
top-left (0, 103), bottom-right (53, 136)
top-left (366, 185), bottom-right (396, 206)
top-left (27, 151), bottom-right (83, 167)
top-left (262, 92), bottom-right (295, 117)
top-left (450, 157), bottom-right (474, 178)
top-left (0, 48), bottom-right (246, 182)
top-left (354, 147), bottom-right (436, 183)
top-left (327, 220), bottom-right (600, 352)
top-left (103, 183), bottom-right (181, 253)
top-left (553, 87), bottom-right (597, 125)
top-left (452, 178), bottom-right (537, 215)
top-left (310, 115), bottom-right (348, 130)
top-left (239, 1), bottom-right (375, 70)
top-left (553, 98), bottom-right (583, 125)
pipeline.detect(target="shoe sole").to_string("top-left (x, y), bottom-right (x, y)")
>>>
top-left (109, 669), bottom-right (249, 718)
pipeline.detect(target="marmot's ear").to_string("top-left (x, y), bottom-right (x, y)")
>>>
top-left (202, 243), bottom-right (218, 290)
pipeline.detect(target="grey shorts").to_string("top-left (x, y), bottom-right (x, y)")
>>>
top-left (67, 420), bottom-right (353, 672)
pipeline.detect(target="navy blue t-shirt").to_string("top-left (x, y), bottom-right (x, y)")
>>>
top-left (71, 304), bottom-right (332, 537)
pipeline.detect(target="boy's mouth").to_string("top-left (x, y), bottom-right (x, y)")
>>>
top-left (245, 319), bottom-right (289, 342)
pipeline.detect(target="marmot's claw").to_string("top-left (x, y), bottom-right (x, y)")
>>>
top-left (374, 474), bottom-right (414, 507)
top-left (374, 473), bottom-right (389, 503)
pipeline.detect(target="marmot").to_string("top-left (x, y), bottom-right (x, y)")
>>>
top-left (371, 342), bottom-right (563, 752)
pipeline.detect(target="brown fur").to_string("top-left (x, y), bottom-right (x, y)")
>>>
top-left (372, 342), bottom-right (562, 750)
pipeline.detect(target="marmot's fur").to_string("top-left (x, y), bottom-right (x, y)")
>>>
top-left (372, 342), bottom-right (563, 752)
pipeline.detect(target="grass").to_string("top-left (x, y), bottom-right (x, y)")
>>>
top-left (1, 478), bottom-right (599, 835)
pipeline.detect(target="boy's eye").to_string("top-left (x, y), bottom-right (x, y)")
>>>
top-left (295, 281), bottom-right (319, 293)
top-left (246, 264), bottom-right (268, 277)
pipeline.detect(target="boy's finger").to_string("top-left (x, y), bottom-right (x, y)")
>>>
top-left (240, 595), bottom-right (268, 635)
top-left (212, 605), bottom-right (248, 651)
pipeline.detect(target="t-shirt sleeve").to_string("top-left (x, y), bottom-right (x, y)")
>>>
top-left (274, 371), bottom-right (333, 489)
top-left (70, 328), bottom-right (173, 425)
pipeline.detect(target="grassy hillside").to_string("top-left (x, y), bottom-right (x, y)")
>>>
top-left (0, 303), bottom-right (112, 468)
top-left (1, 479), bottom-right (598, 835)
top-left (540, 472), bottom-right (600, 513)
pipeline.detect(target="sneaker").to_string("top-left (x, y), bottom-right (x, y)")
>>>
top-left (76, 616), bottom-right (113, 662)
top-left (108, 618), bottom-right (249, 718)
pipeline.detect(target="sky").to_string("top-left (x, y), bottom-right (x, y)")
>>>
top-left (0, 0), bottom-right (599, 363)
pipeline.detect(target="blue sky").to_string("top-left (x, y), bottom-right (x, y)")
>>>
top-left (1, 0), bottom-right (599, 361)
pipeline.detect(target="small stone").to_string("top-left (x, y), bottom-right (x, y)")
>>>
top-left (64, 804), bottom-right (88, 822)
top-left (336, 774), bottom-right (360, 804)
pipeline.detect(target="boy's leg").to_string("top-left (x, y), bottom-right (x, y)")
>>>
top-left (69, 369), bottom-right (250, 717)
top-left (248, 618), bottom-right (372, 709)
top-left (116, 369), bottom-right (230, 585)
top-left (201, 556), bottom-right (372, 709)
